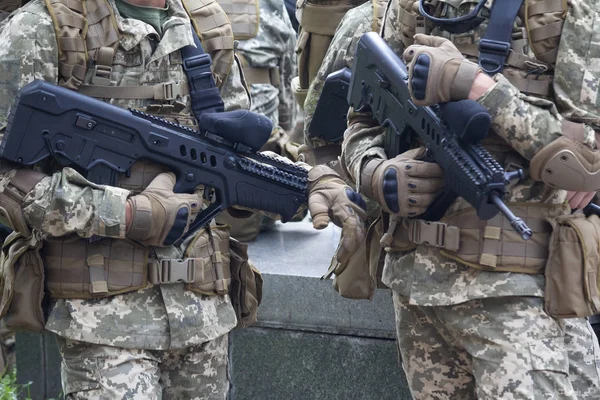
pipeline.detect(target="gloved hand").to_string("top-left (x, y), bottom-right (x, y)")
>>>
top-left (308, 165), bottom-right (367, 263)
top-left (126, 172), bottom-right (202, 246)
top-left (361, 147), bottom-right (444, 216)
top-left (403, 34), bottom-right (481, 106)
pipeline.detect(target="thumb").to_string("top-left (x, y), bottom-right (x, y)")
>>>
top-left (308, 193), bottom-right (331, 229)
top-left (146, 172), bottom-right (176, 191)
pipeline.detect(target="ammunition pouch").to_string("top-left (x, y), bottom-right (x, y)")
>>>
top-left (0, 232), bottom-right (45, 332)
top-left (544, 213), bottom-right (600, 319)
top-left (2, 223), bottom-right (262, 328)
top-left (229, 238), bottom-right (263, 327)
top-left (0, 169), bottom-right (47, 236)
top-left (321, 215), bottom-right (386, 300)
top-left (403, 203), bottom-right (569, 274)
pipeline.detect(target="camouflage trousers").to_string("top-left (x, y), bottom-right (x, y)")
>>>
top-left (393, 293), bottom-right (600, 399)
top-left (56, 333), bottom-right (229, 400)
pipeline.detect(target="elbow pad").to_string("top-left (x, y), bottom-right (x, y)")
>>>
top-left (530, 135), bottom-right (600, 191)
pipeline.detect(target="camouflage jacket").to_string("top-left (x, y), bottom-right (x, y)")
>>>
top-left (0, 0), bottom-right (249, 349)
top-left (235, 0), bottom-right (297, 131)
top-left (341, 0), bottom-right (599, 306)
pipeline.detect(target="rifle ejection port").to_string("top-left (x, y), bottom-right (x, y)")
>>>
top-left (75, 116), bottom-right (97, 130)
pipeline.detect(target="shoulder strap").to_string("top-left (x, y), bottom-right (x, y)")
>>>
top-left (217, 0), bottom-right (260, 40)
top-left (182, 0), bottom-right (235, 87)
top-left (478, 0), bottom-right (524, 75)
top-left (44, 0), bottom-right (119, 90)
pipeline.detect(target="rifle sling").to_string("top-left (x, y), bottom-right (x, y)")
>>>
top-left (478, 0), bottom-right (524, 75)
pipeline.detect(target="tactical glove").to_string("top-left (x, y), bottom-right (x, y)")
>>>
top-left (126, 172), bottom-right (202, 246)
top-left (361, 148), bottom-right (444, 216)
top-left (403, 34), bottom-right (481, 106)
top-left (308, 165), bottom-right (367, 263)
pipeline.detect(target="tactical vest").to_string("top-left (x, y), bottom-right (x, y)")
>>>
top-left (391, 0), bottom-right (566, 98)
top-left (45, 0), bottom-right (235, 91)
top-left (38, 0), bottom-right (238, 298)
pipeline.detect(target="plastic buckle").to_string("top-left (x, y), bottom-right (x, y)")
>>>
top-left (162, 81), bottom-right (184, 101)
top-left (412, 220), bottom-right (446, 247)
top-left (160, 259), bottom-right (196, 284)
top-left (91, 65), bottom-right (113, 86)
top-left (478, 39), bottom-right (510, 75)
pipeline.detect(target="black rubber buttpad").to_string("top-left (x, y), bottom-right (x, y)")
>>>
top-left (382, 168), bottom-right (399, 213)
top-left (411, 54), bottom-right (431, 101)
top-left (163, 207), bottom-right (189, 246)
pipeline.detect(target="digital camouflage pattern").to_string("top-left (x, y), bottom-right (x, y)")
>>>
top-left (341, 0), bottom-right (600, 306)
top-left (393, 293), bottom-right (600, 399)
top-left (235, 0), bottom-right (296, 131)
top-left (22, 168), bottom-right (130, 239)
top-left (339, 0), bottom-right (600, 397)
top-left (58, 333), bottom-right (229, 399)
top-left (0, 0), bottom-right (246, 396)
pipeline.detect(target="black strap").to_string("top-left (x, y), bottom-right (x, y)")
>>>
top-left (478, 0), bottom-right (523, 75)
top-left (180, 27), bottom-right (225, 120)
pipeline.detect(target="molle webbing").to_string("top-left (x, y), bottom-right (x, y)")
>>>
top-left (407, 203), bottom-right (569, 273)
top-left (182, 0), bottom-right (235, 88)
top-left (525, 0), bottom-right (567, 65)
top-left (372, 0), bottom-right (388, 33)
top-left (217, 0), bottom-right (259, 40)
top-left (456, 42), bottom-right (553, 97)
top-left (242, 66), bottom-right (281, 87)
top-left (295, 0), bottom-right (365, 90)
top-left (43, 226), bottom-right (232, 298)
top-left (297, 0), bottom-right (363, 36)
top-left (45, 0), bottom-right (119, 90)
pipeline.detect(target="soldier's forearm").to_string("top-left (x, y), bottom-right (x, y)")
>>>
top-left (477, 74), bottom-right (565, 160)
top-left (22, 168), bottom-right (130, 239)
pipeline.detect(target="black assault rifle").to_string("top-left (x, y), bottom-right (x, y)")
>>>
top-left (1, 80), bottom-right (307, 241)
top-left (348, 32), bottom-right (532, 239)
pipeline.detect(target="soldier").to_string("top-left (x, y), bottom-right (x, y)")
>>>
top-left (302, 0), bottom-right (387, 172)
top-left (0, 0), bottom-right (364, 398)
top-left (216, 0), bottom-right (300, 242)
top-left (340, 0), bottom-right (600, 398)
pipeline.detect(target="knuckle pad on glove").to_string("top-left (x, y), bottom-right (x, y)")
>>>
top-left (382, 168), bottom-right (400, 213)
top-left (163, 207), bottom-right (189, 246)
top-left (411, 55), bottom-right (431, 101)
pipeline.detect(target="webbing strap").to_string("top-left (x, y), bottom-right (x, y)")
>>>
top-left (87, 254), bottom-right (108, 295)
top-left (242, 66), bottom-right (281, 87)
top-left (478, 0), bottom-right (524, 75)
top-left (181, 27), bottom-right (224, 119)
top-left (79, 81), bottom-right (189, 100)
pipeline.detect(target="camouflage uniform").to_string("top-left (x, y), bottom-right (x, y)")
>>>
top-left (216, 0), bottom-right (298, 242)
top-left (235, 0), bottom-right (296, 131)
top-left (303, 0), bottom-right (379, 154)
top-left (340, 0), bottom-right (600, 397)
top-left (0, 0), bottom-right (248, 397)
